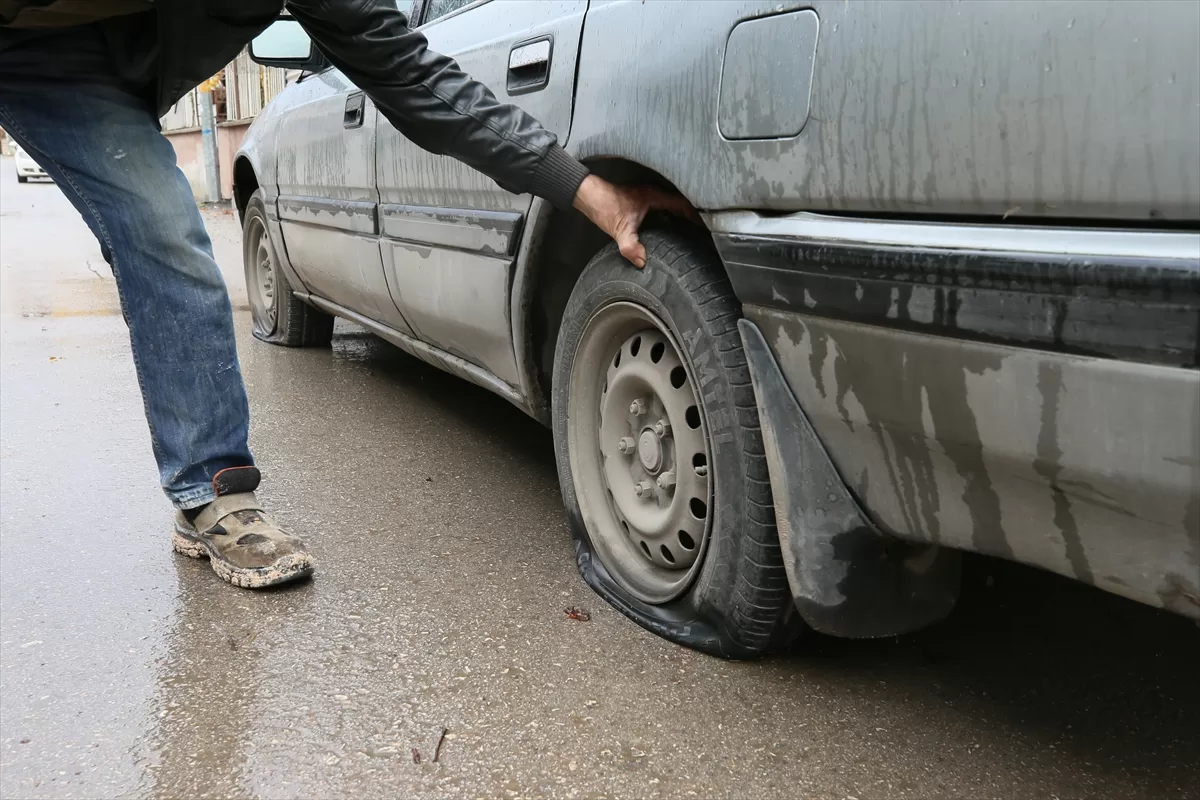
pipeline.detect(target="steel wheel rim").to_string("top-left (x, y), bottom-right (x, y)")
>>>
top-left (246, 216), bottom-right (276, 329)
top-left (567, 301), bottom-right (713, 604)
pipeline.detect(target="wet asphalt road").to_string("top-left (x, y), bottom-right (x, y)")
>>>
top-left (1, 160), bottom-right (1198, 800)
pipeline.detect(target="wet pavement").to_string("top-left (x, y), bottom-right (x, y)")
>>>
top-left (2, 160), bottom-right (1199, 800)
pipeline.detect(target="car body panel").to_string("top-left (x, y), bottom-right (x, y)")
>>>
top-left (307, 291), bottom-right (528, 409)
top-left (571, 0), bottom-right (1199, 221)
top-left (271, 70), bottom-right (419, 334)
top-left (710, 211), bottom-right (1200, 368)
top-left (714, 206), bottom-right (1200, 619)
top-left (376, 0), bottom-right (587, 385)
top-left (751, 308), bottom-right (1200, 620)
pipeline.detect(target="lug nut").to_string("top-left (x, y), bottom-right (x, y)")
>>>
top-left (617, 436), bottom-right (636, 454)
top-left (629, 399), bottom-right (647, 416)
top-left (656, 470), bottom-right (676, 490)
top-left (634, 480), bottom-right (654, 498)
top-left (653, 419), bottom-right (671, 438)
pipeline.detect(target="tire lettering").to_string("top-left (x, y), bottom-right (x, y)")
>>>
top-left (692, 349), bottom-right (718, 387)
top-left (712, 431), bottom-right (735, 452)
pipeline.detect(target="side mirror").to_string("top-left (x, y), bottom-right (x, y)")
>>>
top-left (249, 18), bottom-right (326, 71)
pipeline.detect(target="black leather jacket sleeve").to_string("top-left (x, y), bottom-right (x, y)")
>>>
top-left (286, 0), bottom-right (589, 210)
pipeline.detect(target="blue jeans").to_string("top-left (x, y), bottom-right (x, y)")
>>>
top-left (0, 81), bottom-right (255, 509)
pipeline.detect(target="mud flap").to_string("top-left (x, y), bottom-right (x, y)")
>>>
top-left (739, 319), bottom-right (962, 638)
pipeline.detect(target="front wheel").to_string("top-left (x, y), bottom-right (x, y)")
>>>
top-left (551, 229), bottom-right (800, 658)
top-left (242, 189), bottom-right (333, 347)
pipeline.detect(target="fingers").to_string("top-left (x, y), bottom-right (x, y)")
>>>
top-left (578, 179), bottom-right (698, 269)
top-left (617, 229), bottom-right (647, 269)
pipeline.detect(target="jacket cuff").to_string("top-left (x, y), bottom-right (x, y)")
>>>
top-left (530, 144), bottom-right (590, 210)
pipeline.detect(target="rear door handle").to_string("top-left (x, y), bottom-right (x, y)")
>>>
top-left (507, 37), bottom-right (552, 95)
top-left (344, 92), bottom-right (365, 129)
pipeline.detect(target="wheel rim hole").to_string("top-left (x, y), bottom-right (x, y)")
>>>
top-left (678, 530), bottom-right (696, 550)
top-left (660, 545), bottom-right (676, 564)
top-left (685, 405), bottom-right (701, 430)
top-left (613, 350), bottom-right (621, 368)
top-left (670, 366), bottom-right (687, 389)
top-left (692, 452), bottom-right (707, 472)
top-left (639, 540), bottom-right (652, 559)
top-left (630, 336), bottom-right (642, 357)
top-left (690, 497), bottom-right (707, 519)
top-left (650, 342), bottom-right (666, 363)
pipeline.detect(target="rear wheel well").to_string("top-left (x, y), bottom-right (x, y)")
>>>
top-left (527, 159), bottom-right (709, 418)
top-left (233, 157), bottom-right (259, 222)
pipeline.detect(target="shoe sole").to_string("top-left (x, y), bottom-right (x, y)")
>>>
top-left (172, 524), bottom-right (315, 589)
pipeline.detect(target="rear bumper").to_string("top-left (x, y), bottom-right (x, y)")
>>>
top-left (711, 211), bottom-right (1200, 368)
top-left (712, 211), bottom-right (1200, 623)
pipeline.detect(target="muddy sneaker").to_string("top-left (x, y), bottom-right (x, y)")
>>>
top-left (172, 466), bottom-right (315, 588)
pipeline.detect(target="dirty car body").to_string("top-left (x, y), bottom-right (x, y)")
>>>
top-left (235, 0), bottom-right (1200, 650)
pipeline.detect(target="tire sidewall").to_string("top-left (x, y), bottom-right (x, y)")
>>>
top-left (552, 238), bottom-right (758, 649)
top-left (242, 191), bottom-right (279, 340)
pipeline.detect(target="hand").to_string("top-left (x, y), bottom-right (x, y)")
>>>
top-left (572, 174), bottom-right (699, 269)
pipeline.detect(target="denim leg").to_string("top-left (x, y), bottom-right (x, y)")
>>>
top-left (0, 82), bottom-right (254, 508)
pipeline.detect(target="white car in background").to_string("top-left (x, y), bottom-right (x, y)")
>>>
top-left (13, 141), bottom-right (49, 183)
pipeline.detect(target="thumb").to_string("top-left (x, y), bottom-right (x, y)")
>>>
top-left (618, 229), bottom-right (647, 269)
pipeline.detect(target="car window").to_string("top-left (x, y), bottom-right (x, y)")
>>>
top-left (423, 0), bottom-right (475, 24)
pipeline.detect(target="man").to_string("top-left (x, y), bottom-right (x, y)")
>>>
top-left (0, 0), bottom-right (687, 588)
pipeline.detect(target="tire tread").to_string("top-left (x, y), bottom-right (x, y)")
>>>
top-left (641, 231), bottom-right (794, 654)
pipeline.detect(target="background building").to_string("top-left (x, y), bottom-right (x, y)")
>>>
top-left (160, 51), bottom-right (291, 202)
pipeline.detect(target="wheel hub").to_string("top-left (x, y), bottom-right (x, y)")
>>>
top-left (637, 428), bottom-right (663, 473)
top-left (567, 301), bottom-right (714, 604)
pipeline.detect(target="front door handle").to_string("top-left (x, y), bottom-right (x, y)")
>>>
top-left (344, 92), bottom-right (365, 129)
top-left (507, 37), bottom-right (552, 95)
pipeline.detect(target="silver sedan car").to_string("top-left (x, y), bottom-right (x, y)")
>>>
top-left (233, 0), bottom-right (1200, 657)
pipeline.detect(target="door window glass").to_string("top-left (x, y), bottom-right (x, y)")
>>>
top-left (424, 0), bottom-right (476, 24)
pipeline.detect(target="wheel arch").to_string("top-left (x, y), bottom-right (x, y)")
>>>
top-left (512, 158), bottom-right (707, 426)
top-left (232, 155), bottom-right (260, 223)
top-left (230, 151), bottom-right (311, 303)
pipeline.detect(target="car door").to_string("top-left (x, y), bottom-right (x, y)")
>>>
top-left (375, 0), bottom-right (588, 386)
top-left (273, 68), bottom-right (414, 335)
